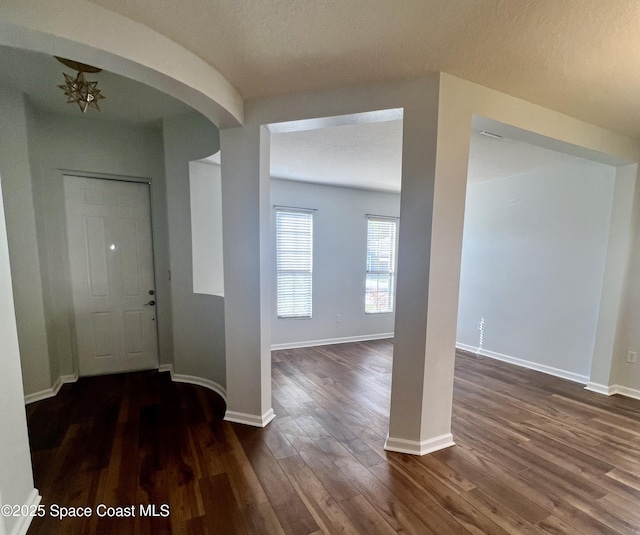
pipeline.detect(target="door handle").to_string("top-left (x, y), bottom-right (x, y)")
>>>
top-left (146, 300), bottom-right (156, 306)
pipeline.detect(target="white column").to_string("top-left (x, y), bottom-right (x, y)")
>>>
top-left (221, 125), bottom-right (274, 426)
top-left (386, 75), bottom-right (470, 455)
top-left (587, 164), bottom-right (638, 393)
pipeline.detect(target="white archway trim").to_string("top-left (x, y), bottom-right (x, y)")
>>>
top-left (0, 0), bottom-right (244, 127)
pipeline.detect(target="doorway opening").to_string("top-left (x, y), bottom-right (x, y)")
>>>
top-left (264, 109), bottom-right (403, 439)
top-left (268, 109), bottom-right (403, 351)
top-left (456, 115), bottom-right (631, 388)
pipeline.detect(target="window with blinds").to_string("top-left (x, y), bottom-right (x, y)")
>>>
top-left (365, 216), bottom-right (398, 314)
top-left (276, 209), bottom-right (313, 318)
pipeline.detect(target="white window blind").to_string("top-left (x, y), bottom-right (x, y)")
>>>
top-left (366, 217), bottom-right (398, 314)
top-left (276, 209), bottom-right (313, 318)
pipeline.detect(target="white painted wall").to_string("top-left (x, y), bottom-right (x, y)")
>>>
top-left (270, 178), bottom-right (399, 347)
top-left (439, 74), bottom-right (640, 399)
top-left (0, 87), bottom-right (52, 396)
top-left (27, 108), bottom-right (171, 389)
top-left (456, 161), bottom-right (616, 381)
top-left (163, 112), bottom-right (226, 390)
top-left (0, 177), bottom-right (39, 535)
top-left (190, 160), bottom-right (224, 297)
top-left (610, 166), bottom-right (640, 394)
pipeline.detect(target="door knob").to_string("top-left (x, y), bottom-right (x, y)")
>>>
top-left (146, 300), bottom-right (156, 306)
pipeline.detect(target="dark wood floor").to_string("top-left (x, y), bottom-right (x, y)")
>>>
top-left (26, 340), bottom-right (640, 534)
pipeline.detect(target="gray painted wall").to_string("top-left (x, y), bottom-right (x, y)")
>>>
top-left (163, 112), bottom-right (226, 388)
top-left (270, 178), bottom-right (400, 347)
top-left (0, 156), bottom-right (37, 535)
top-left (1, 94), bottom-right (228, 398)
top-left (0, 87), bottom-right (51, 395)
top-left (457, 161), bottom-right (616, 379)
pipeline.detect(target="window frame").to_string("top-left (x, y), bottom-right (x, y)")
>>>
top-left (275, 207), bottom-right (314, 319)
top-left (365, 215), bottom-right (398, 315)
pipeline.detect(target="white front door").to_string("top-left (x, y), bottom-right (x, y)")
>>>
top-left (64, 175), bottom-right (159, 376)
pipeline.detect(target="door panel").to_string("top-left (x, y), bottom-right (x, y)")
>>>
top-left (118, 219), bottom-right (141, 296)
top-left (86, 217), bottom-right (109, 297)
top-left (64, 175), bottom-right (158, 376)
top-left (92, 312), bottom-right (114, 357)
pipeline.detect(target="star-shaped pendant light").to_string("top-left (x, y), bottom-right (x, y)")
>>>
top-left (56, 57), bottom-right (105, 113)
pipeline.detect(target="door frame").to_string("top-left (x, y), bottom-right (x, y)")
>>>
top-left (60, 170), bottom-right (161, 377)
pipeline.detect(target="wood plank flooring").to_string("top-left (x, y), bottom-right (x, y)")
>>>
top-left (26, 340), bottom-right (640, 534)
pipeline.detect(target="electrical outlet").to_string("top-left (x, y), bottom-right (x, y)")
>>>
top-left (336, 314), bottom-right (341, 323)
top-left (627, 351), bottom-right (637, 364)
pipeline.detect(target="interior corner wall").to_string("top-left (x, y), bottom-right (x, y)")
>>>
top-left (27, 108), bottom-right (171, 383)
top-left (270, 178), bottom-right (400, 347)
top-left (588, 164), bottom-right (637, 390)
top-left (611, 167), bottom-right (640, 392)
top-left (162, 112), bottom-right (226, 388)
top-left (0, 87), bottom-right (52, 396)
top-left (0, 174), bottom-right (38, 535)
top-left (456, 161), bottom-right (616, 381)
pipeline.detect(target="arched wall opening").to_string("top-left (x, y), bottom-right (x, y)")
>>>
top-left (0, 0), bottom-right (243, 127)
top-left (0, 1), bottom-right (238, 405)
top-left (0, 42), bottom-right (226, 403)
top-left (0, 8), bottom-right (238, 530)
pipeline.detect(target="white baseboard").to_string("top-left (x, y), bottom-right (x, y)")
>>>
top-left (24, 365), bottom-right (228, 405)
top-left (224, 408), bottom-right (276, 427)
top-left (271, 332), bottom-right (393, 351)
top-left (585, 382), bottom-right (614, 396)
top-left (161, 366), bottom-right (274, 428)
top-left (613, 385), bottom-right (640, 401)
top-left (585, 382), bottom-right (640, 401)
top-left (24, 374), bottom-right (78, 405)
top-left (159, 364), bottom-right (227, 401)
top-left (8, 488), bottom-right (41, 535)
top-left (384, 433), bottom-right (455, 456)
top-left (456, 343), bottom-right (589, 385)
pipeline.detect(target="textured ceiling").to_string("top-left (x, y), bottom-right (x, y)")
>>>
top-left (88, 0), bottom-right (640, 139)
top-left (270, 123), bottom-right (603, 192)
top-left (466, 132), bottom-right (598, 185)
top-left (271, 120), bottom-right (403, 191)
top-left (0, 43), bottom-right (601, 189)
top-left (0, 45), bottom-right (192, 126)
